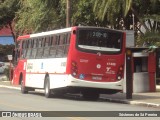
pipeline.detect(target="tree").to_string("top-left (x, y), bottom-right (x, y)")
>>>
top-left (71, 0), bottom-right (109, 27)
top-left (15, 0), bottom-right (63, 35)
top-left (93, 0), bottom-right (159, 30)
top-left (0, 44), bottom-right (14, 61)
top-left (93, 0), bottom-right (132, 28)
top-left (0, 0), bottom-right (20, 41)
top-left (135, 0), bottom-right (160, 46)
top-left (93, 0), bottom-right (160, 46)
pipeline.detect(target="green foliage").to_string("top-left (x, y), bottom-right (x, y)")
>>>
top-left (0, 0), bottom-right (19, 27)
top-left (72, 0), bottom-right (109, 26)
top-left (15, 0), bottom-right (62, 34)
top-left (0, 0), bottom-right (19, 41)
top-left (0, 45), bottom-right (14, 61)
top-left (137, 31), bottom-right (160, 46)
top-left (4, 67), bottom-right (9, 80)
top-left (93, 0), bottom-right (160, 46)
top-left (0, 44), bottom-right (14, 55)
top-left (0, 0), bottom-right (160, 47)
top-left (93, 0), bottom-right (132, 24)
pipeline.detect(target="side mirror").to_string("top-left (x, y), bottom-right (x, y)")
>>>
top-left (7, 55), bottom-right (13, 61)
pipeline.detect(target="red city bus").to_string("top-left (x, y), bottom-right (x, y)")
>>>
top-left (12, 26), bottom-right (127, 100)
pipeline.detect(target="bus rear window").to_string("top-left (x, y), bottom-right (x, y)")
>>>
top-left (77, 29), bottom-right (123, 54)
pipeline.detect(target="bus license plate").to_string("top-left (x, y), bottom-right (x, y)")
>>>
top-left (92, 76), bottom-right (102, 80)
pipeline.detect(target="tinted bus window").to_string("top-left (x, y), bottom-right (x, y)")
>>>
top-left (36, 38), bottom-right (44, 58)
top-left (64, 33), bottom-right (71, 56)
top-left (43, 37), bottom-right (50, 58)
top-left (30, 39), bottom-right (37, 59)
top-left (26, 40), bottom-right (32, 58)
top-left (21, 40), bottom-right (27, 58)
top-left (50, 36), bottom-right (56, 46)
top-left (77, 29), bottom-right (122, 54)
top-left (56, 34), bottom-right (65, 58)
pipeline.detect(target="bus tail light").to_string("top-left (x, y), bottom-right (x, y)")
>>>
top-left (117, 65), bottom-right (124, 81)
top-left (71, 61), bottom-right (78, 77)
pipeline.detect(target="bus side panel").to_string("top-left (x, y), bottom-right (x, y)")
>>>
top-left (12, 59), bottom-right (27, 85)
top-left (66, 27), bottom-right (77, 74)
top-left (50, 74), bottom-right (69, 89)
top-left (25, 58), bottom-right (68, 89)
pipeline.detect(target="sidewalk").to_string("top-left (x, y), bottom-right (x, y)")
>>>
top-left (100, 90), bottom-right (160, 108)
top-left (0, 78), bottom-right (160, 108)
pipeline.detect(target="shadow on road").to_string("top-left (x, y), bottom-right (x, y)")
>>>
top-left (28, 91), bottom-right (103, 102)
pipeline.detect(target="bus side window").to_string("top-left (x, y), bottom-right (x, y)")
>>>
top-left (56, 35), bottom-right (60, 45)
top-left (36, 38), bottom-right (44, 58)
top-left (67, 33), bottom-right (71, 44)
top-left (43, 36), bottom-right (50, 58)
top-left (26, 40), bottom-right (31, 59)
top-left (50, 36), bottom-right (56, 46)
top-left (14, 41), bottom-right (21, 62)
top-left (49, 35), bottom-right (56, 57)
top-left (44, 37), bottom-right (49, 47)
top-left (64, 33), bottom-right (71, 56)
top-left (50, 36), bottom-right (53, 46)
top-left (56, 34), bottom-right (65, 58)
top-left (21, 40), bottom-right (27, 59)
top-left (30, 39), bottom-right (37, 59)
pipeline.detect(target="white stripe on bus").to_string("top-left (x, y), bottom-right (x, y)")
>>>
top-left (30, 28), bottom-right (72, 38)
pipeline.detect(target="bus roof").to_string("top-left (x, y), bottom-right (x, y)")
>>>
top-left (17, 26), bottom-right (125, 41)
top-left (17, 27), bottom-right (72, 41)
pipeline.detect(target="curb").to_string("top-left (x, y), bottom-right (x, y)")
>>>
top-left (0, 85), bottom-right (20, 90)
top-left (100, 97), bottom-right (160, 108)
top-left (0, 84), bottom-right (45, 93)
top-left (1, 82), bottom-right (160, 108)
top-left (129, 101), bottom-right (160, 108)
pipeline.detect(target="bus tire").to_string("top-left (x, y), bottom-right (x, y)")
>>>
top-left (44, 76), bottom-right (52, 98)
top-left (82, 91), bottom-right (99, 101)
top-left (20, 78), bottom-right (28, 94)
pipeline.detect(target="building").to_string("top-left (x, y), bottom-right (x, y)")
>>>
top-left (0, 27), bottom-right (14, 45)
top-left (0, 27), bottom-right (14, 62)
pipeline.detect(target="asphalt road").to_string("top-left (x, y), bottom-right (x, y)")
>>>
top-left (0, 87), bottom-right (160, 120)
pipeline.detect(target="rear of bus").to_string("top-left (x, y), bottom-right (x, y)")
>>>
top-left (67, 26), bottom-right (126, 98)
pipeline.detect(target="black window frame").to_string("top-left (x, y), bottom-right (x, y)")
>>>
top-left (76, 28), bottom-right (124, 55)
top-left (19, 32), bottom-right (71, 59)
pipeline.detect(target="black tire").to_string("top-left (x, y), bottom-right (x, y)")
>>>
top-left (44, 76), bottom-right (52, 98)
top-left (82, 91), bottom-right (99, 100)
top-left (21, 79), bottom-right (28, 94)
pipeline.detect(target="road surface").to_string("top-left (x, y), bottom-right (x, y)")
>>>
top-left (0, 87), bottom-right (159, 120)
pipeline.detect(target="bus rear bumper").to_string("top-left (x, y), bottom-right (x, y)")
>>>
top-left (67, 75), bottom-right (123, 90)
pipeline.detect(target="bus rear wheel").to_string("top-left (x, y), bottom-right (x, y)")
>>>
top-left (82, 91), bottom-right (99, 100)
top-left (44, 77), bottom-right (52, 98)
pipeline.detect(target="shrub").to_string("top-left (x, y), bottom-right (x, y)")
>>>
top-left (4, 67), bottom-right (10, 81)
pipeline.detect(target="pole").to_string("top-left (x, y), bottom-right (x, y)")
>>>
top-left (126, 49), bottom-right (133, 99)
top-left (9, 60), bottom-right (11, 84)
top-left (66, 0), bottom-right (71, 27)
top-left (132, 14), bottom-right (135, 30)
top-left (7, 55), bottom-right (13, 84)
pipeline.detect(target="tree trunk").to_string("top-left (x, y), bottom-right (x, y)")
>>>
top-left (8, 22), bottom-right (16, 42)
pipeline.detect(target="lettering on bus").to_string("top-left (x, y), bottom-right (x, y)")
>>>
top-left (107, 58), bottom-right (117, 66)
top-left (27, 63), bottom-right (33, 70)
top-left (92, 31), bottom-right (108, 38)
top-left (80, 59), bottom-right (89, 63)
top-left (106, 67), bottom-right (116, 74)
top-left (106, 62), bottom-right (116, 66)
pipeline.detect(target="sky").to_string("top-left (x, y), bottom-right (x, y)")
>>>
top-left (0, 36), bottom-right (14, 45)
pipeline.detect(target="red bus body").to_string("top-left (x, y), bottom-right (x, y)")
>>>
top-left (12, 26), bottom-right (126, 99)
